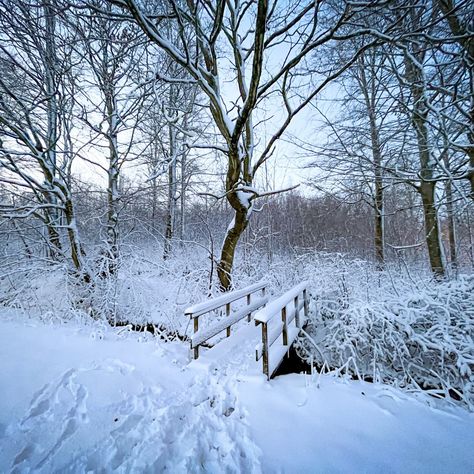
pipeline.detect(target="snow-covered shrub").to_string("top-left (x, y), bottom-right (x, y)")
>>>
top-left (295, 266), bottom-right (474, 410)
top-left (2, 239), bottom-right (473, 409)
top-left (0, 241), bottom-right (213, 333)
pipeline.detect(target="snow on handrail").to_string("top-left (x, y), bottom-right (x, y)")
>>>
top-left (185, 281), bottom-right (267, 317)
top-left (254, 281), bottom-right (309, 324)
top-left (191, 296), bottom-right (268, 347)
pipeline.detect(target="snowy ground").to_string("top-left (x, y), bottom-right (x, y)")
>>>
top-left (1, 312), bottom-right (473, 473)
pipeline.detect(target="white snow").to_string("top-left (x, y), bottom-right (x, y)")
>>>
top-left (254, 281), bottom-right (308, 323)
top-left (1, 312), bottom-right (473, 473)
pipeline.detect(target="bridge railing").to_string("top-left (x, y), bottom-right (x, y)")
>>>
top-left (185, 281), bottom-right (268, 359)
top-left (254, 281), bottom-right (309, 379)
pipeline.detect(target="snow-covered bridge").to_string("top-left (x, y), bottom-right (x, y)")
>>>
top-left (185, 281), bottom-right (309, 379)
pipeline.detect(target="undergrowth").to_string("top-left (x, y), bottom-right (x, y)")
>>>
top-left (1, 244), bottom-right (473, 409)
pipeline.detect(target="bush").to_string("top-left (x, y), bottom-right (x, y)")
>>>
top-left (296, 265), bottom-right (474, 410)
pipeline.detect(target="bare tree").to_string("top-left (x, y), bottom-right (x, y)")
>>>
top-left (0, 0), bottom-right (87, 278)
top-left (71, 0), bottom-right (149, 274)
top-left (108, 0), bottom-right (400, 289)
top-left (438, 0), bottom-right (474, 200)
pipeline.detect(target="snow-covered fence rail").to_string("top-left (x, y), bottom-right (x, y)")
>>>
top-left (185, 281), bottom-right (268, 359)
top-left (254, 281), bottom-right (309, 379)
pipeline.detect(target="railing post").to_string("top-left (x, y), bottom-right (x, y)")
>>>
top-left (247, 293), bottom-right (252, 322)
top-left (193, 315), bottom-right (199, 360)
top-left (255, 287), bottom-right (267, 326)
top-left (281, 306), bottom-right (288, 345)
top-left (226, 302), bottom-right (231, 337)
top-left (303, 288), bottom-right (309, 319)
top-left (294, 295), bottom-right (300, 328)
top-left (262, 322), bottom-right (269, 379)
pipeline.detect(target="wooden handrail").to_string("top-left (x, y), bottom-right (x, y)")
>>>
top-left (185, 281), bottom-right (267, 318)
top-left (186, 281), bottom-right (267, 359)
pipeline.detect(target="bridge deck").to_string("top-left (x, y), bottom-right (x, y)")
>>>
top-left (190, 314), bottom-right (304, 378)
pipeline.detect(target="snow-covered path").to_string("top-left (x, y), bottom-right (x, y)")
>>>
top-left (1, 315), bottom-right (473, 473)
top-left (0, 316), bottom-right (261, 473)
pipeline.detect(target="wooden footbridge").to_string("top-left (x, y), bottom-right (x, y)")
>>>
top-left (185, 281), bottom-right (309, 379)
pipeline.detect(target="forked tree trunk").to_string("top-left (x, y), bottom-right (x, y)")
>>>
top-left (404, 50), bottom-right (445, 278)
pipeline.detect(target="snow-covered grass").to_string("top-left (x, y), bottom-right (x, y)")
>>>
top-left (1, 313), bottom-right (473, 473)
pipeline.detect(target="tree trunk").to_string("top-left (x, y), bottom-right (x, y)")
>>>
top-left (151, 176), bottom-right (158, 233)
top-left (404, 51), bottom-right (445, 278)
top-left (357, 53), bottom-right (384, 269)
top-left (105, 80), bottom-right (119, 274)
top-left (438, 0), bottom-right (474, 200)
top-left (106, 130), bottom-right (119, 274)
top-left (64, 196), bottom-right (89, 282)
top-left (45, 215), bottom-right (62, 260)
top-left (217, 205), bottom-right (249, 291)
top-left (419, 181), bottom-right (444, 277)
top-left (466, 210), bottom-right (474, 268)
top-left (445, 178), bottom-right (457, 271)
top-left (179, 149), bottom-right (186, 243)
top-left (163, 104), bottom-right (177, 259)
top-left (441, 127), bottom-right (457, 272)
top-left (44, 0), bottom-right (62, 258)
top-left (467, 67), bottom-right (474, 200)
top-left (367, 85), bottom-right (384, 268)
top-left (216, 139), bottom-right (252, 291)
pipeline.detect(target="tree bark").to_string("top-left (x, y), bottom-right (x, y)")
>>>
top-left (445, 177), bottom-right (457, 270)
top-left (106, 96), bottom-right (119, 274)
top-left (217, 142), bottom-right (252, 290)
top-left (44, 0), bottom-right (62, 259)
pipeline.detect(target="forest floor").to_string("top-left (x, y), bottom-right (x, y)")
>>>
top-left (1, 311), bottom-right (473, 473)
